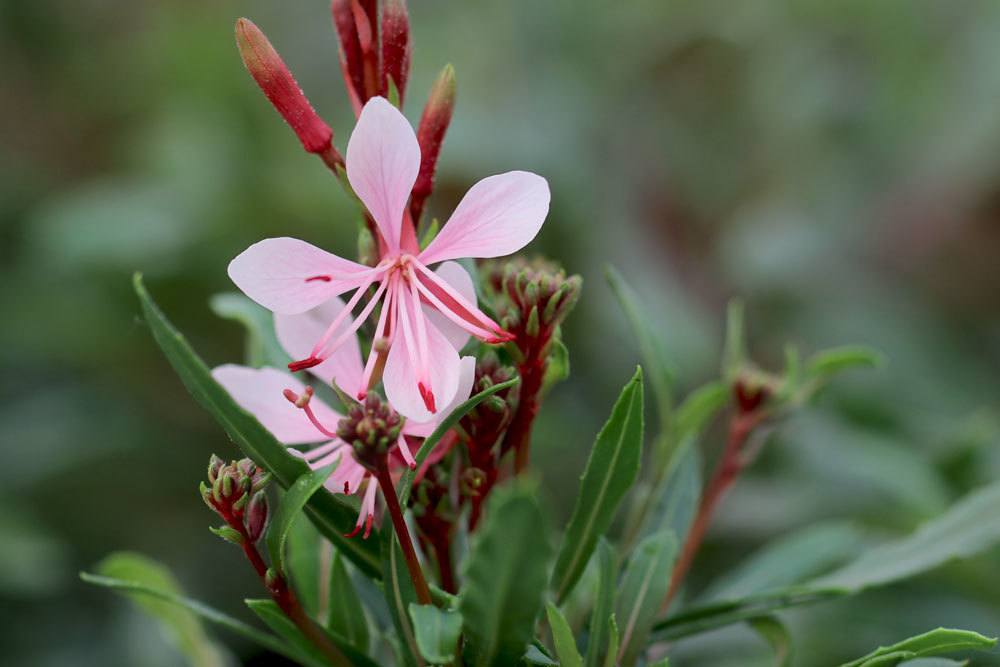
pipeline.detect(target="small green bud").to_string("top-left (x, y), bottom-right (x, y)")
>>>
top-left (209, 525), bottom-right (244, 545)
top-left (525, 305), bottom-right (540, 338)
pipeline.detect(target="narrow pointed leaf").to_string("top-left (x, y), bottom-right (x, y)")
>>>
top-left (397, 377), bottom-right (519, 505)
top-left (603, 616), bottom-right (619, 667)
top-left (408, 604), bottom-right (463, 665)
top-left (615, 531), bottom-right (677, 667)
top-left (382, 535), bottom-right (423, 667)
top-left (460, 482), bottom-right (553, 667)
top-left (840, 628), bottom-right (996, 667)
top-left (81, 570), bottom-right (295, 664)
top-left (328, 550), bottom-right (370, 651)
top-left (552, 368), bottom-right (644, 602)
top-left (133, 274), bottom-right (380, 577)
top-left (640, 439), bottom-right (701, 543)
top-left (584, 539), bottom-right (618, 667)
top-left (287, 518), bottom-right (322, 617)
top-left (805, 345), bottom-right (885, 379)
top-left (86, 553), bottom-right (226, 667)
top-left (246, 598), bottom-right (378, 667)
top-left (267, 463), bottom-right (337, 576)
top-left (209, 292), bottom-right (289, 368)
top-left (546, 602), bottom-right (583, 667)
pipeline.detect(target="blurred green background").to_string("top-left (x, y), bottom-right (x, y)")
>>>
top-left (3, 0), bottom-right (1000, 664)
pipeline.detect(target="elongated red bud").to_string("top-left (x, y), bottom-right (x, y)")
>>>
top-left (381, 0), bottom-right (411, 104)
top-left (410, 64), bottom-right (456, 224)
top-left (331, 0), bottom-right (364, 107)
top-left (235, 18), bottom-right (333, 155)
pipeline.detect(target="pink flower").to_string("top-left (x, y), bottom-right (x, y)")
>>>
top-left (213, 296), bottom-right (475, 538)
top-left (227, 96), bottom-right (549, 422)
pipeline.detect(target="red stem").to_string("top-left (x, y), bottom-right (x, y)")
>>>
top-left (375, 462), bottom-right (433, 605)
top-left (662, 409), bottom-right (764, 611)
top-left (507, 352), bottom-right (546, 474)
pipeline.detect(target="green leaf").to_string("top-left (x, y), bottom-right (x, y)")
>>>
top-left (87, 553), bottom-right (226, 667)
top-left (841, 628), bottom-right (996, 667)
top-left (541, 337), bottom-right (571, 396)
top-left (605, 267), bottom-right (673, 431)
top-left (409, 604), bottom-right (463, 665)
top-left (397, 376), bottom-right (519, 506)
top-left (670, 380), bottom-right (729, 444)
top-left (267, 463), bottom-right (337, 577)
top-left (639, 438), bottom-right (701, 544)
top-left (383, 535), bottom-right (423, 667)
top-left (656, 480), bottom-right (1000, 641)
top-left (721, 299), bottom-right (746, 382)
top-left (133, 274), bottom-right (380, 578)
top-left (524, 644), bottom-right (559, 666)
top-left (328, 550), bottom-right (370, 651)
top-left (603, 616), bottom-right (619, 667)
top-left (81, 568), bottom-right (295, 664)
top-left (615, 531), bottom-right (677, 667)
top-left (460, 481), bottom-right (553, 667)
top-left (552, 368), bottom-right (644, 602)
top-left (287, 516), bottom-right (322, 617)
top-left (703, 521), bottom-right (863, 601)
top-left (546, 602), bottom-right (583, 667)
top-left (748, 616), bottom-right (792, 667)
top-left (585, 539), bottom-right (618, 667)
top-left (804, 345), bottom-right (885, 379)
top-left (209, 292), bottom-right (289, 368)
top-left (244, 598), bottom-right (336, 667)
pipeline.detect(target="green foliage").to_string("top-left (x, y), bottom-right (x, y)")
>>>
top-left (551, 368), bottom-right (644, 602)
top-left (409, 604), bottom-right (463, 665)
top-left (396, 376), bottom-right (520, 506)
top-left (615, 531), bottom-right (677, 666)
top-left (244, 599), bottom-right (336, 667)
top-left (209, 292), bottom-right (289, 368)
top-left (541, 337), bottom-right (571, 396)
top-left (585, 539), bottom-right (619, 667)
top-left (267, 463), bottom-right (337, 577)
top-left (840, 628), bottom-right (996, 667)
top-left (328, 550), bottom-right (370, 651)
top-left (87, 553), bottom-right (226, 667)
top-left (545, 602), bottom-right (583, 667)
top-left (459, 482), bottom-right (553, 667)
top-left (382, 536), bottom-right (423, 667)
top-left (748, 616), bottom-right (792, 667)
top-left (638, 438), bottom-right (701, 544)
top-left (81, 561), bottom-right (294, 663)
top-left (133, 274), bottom-right (381, 577)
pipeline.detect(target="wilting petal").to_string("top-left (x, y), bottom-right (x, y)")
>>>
top-left (418, 171), bottom-right (550, 265)
top-left (422, 261), bottom-right (476, 351)
top-left (405, 355), bottom-right (476, 437)
top-left (275, 297), bottom-right (365, 393)
top-left (384, 315), bottom-right (461, 422)
top-left (212, 365), bottom-right (342, 444)
top-left (228, 237), bottom-right (374, 314)
top-left (346, 97), bottom-right (420, 252)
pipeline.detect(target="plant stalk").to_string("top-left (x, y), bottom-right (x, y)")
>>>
top-left (375, 462), bottom-right (433, 605)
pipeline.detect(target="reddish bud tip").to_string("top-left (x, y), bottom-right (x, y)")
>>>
top-left (235, 18), bottom-right (333, 154)
top-left (288, 356), bottom-right (323, 372)
top-left (410, 64), bottom-right (456, 223)
top-left (381, 0), bottom-right (411, 104)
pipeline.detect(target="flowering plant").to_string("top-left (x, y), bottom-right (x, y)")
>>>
top-left (82, 3), bottom-right (1000, 666)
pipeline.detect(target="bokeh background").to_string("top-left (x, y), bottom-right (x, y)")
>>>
top-left (3, 0), bottom-right (1000, 665)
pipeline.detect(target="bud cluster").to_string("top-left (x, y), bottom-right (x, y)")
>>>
top-left (336, 394), bottom-right (405, 469)
top-left (461, 353), bottom-right (519, 455)
top-left (201, 456), bottom-right (271, 545)
top-left (485, 257), bottom-right (582, 349)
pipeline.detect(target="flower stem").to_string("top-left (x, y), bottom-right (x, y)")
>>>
top-left (375, 462), bottom-right (433, 605)
top-left (662, 408), bottom-right (764, 611)
top-left (506, 354), bottom-right (546, 474)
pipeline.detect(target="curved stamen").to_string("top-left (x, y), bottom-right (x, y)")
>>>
top-left (318, 275), bottom-right (390, 362)
top-left (358, 273), bottom-right (397, 399)
top-left (413, 277), bottom-right (495, 340)
top-left (406, 265), bottom-right (434, 411)
top-left (283, 386), bottom-right (339, 439)
top-left (396, 433), bottom-right (416, 470)
top-left (395, 280), bottom-right (435, 412)
top-left (409, 258), bottom-right (513, 342)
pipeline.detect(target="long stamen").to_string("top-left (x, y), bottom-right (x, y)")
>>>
top-left (396, 433), bottom-right (416, 470)
top-left (413, 278), bottom-right (495, 339)
top-left (358, 273), bottom-right (397, 399)
top-left (289, 272), bottom-right (380, 372)
top-left (283, 386), bottom-right (339, 438)
top-left (406, 266), bottom-right (435, 412)
top-left (395, 280), bottom-right (435, 412)
top-left (319, 276), bottom-right (390, 361)
top-left (410, 258), bottom-right (513, 342)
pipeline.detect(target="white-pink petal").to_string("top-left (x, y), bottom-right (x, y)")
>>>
top-left (383, 317), bottom-right (462, 423)
top-left (405, 355), bottom-right (477, 438)
top-left (418, 171), bottom-right (550, 265)
top-left (422, 261), bottom-right (477, 351)
top-left (212, 365), bottom-right (342, 444)
top-left (275, 298), bottom-right (365, 394)
top-left (228, 237), bottom-right (374, 314)
top-left (346, 97), bottom-right (420, 252)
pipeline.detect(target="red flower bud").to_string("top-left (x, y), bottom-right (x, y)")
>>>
top-left (381, 0), bottom-right (411, 104)
top-left (410, 64), bottom-right (456, 224)
top-left (235, 18), bottom-right (333, 155)
top-left (331, 0), bottom-right (365, 109)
